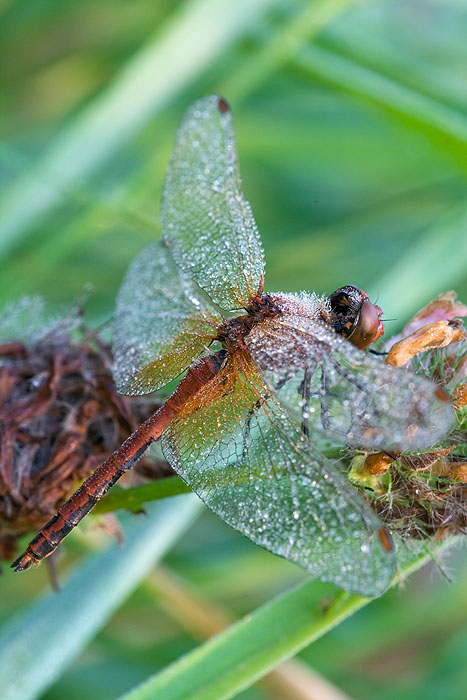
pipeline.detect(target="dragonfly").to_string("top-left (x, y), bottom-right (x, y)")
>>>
top-left (12, 95), bottom-right (454, 596)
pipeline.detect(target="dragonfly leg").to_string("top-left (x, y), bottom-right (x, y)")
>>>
top-left (241, 395), bottom-right (268, 463)
top-left (326, 349), bottom-right (369, 392)
top-left (272, 375), bottom-right (289, 391)
top-left (319, 365), bottom-right (331, 431)
top-left (299, 367), bottom-right (312, 438)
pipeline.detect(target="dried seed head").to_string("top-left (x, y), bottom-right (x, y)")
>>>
top-left (454, 382), bottom-right (467, 409)
top-left (359, 291), bottom-right (467, 541)
top-left (0, 322), bottom-right (161, 565)
top-left (362, 452), bottom-right (397, 477)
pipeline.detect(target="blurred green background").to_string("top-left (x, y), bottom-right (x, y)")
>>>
top-left (1, 1), bottom-right (467, 699)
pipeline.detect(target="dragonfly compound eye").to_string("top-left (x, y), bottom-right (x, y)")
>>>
top-left (350, 299), bottom-right (384, 350)
top-left (328, 285), bottom-right (383, 350)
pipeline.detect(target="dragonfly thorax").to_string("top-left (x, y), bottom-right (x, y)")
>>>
top-left (217, 294), bottom-right (281, 352)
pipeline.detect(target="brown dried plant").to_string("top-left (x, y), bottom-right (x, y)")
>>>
top-left (354, 291), bottom-right (467, 543)
top-left (0, 302), bottom-right (164, 567)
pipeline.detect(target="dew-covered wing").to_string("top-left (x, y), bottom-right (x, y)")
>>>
top-left (246, 299), bottom-right (454, 452)
top-left (112, 241), bottom-right (221, 395)
top-left (161, 95), bottom-right (265, 311)
top-left (162, 352), bottom-right (395, 597)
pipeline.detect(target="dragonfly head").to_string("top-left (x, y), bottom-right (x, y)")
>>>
top-left (328, 285), bottom-right (384, 350)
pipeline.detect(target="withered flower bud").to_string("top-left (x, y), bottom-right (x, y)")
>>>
top-left (0, 301), bottom-right (163, 567)
top-left (359, 291), bottom-right (467, 542)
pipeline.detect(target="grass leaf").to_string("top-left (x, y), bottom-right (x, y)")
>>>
top-left (118, 542), bottom-right (449, 700)
top-left (0, 495), bottom-right (202, 700)
top-left (370, 202), bottom-right (467, 319)
top-left (0, 0), bottom-right (283, 259)
top-left (295, 44), bottom-right (467, 166)
top-left (93, 477), bottom-right (192, 515)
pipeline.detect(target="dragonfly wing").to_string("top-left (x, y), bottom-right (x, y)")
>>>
top-left (161, 95), bottom-right (265, 310)
top-left (245, 301), bottom-right (454, 452)
top-left (112, 241), bottom-right (221, 395)
top-left (162, 353), bottom-right (396, 597)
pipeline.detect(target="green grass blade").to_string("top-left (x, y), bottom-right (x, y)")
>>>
top-left (117, 543), bottom-right (445, 700)
top-left (295, 44), bottom-right (467, 166)
top-left (0, 495), bottom-right (202, 700)
top-left (93, 477), bottom-right (192, 515)
top-left (370, 201), bottom-right (467, 321)
top-left (223, 0), bottom-right (362, 101)
top-left (0, 0), bottom-right (283, 258)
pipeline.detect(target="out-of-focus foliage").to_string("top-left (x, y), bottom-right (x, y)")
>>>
top-left (1, 1), bottom-right (466, 699)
